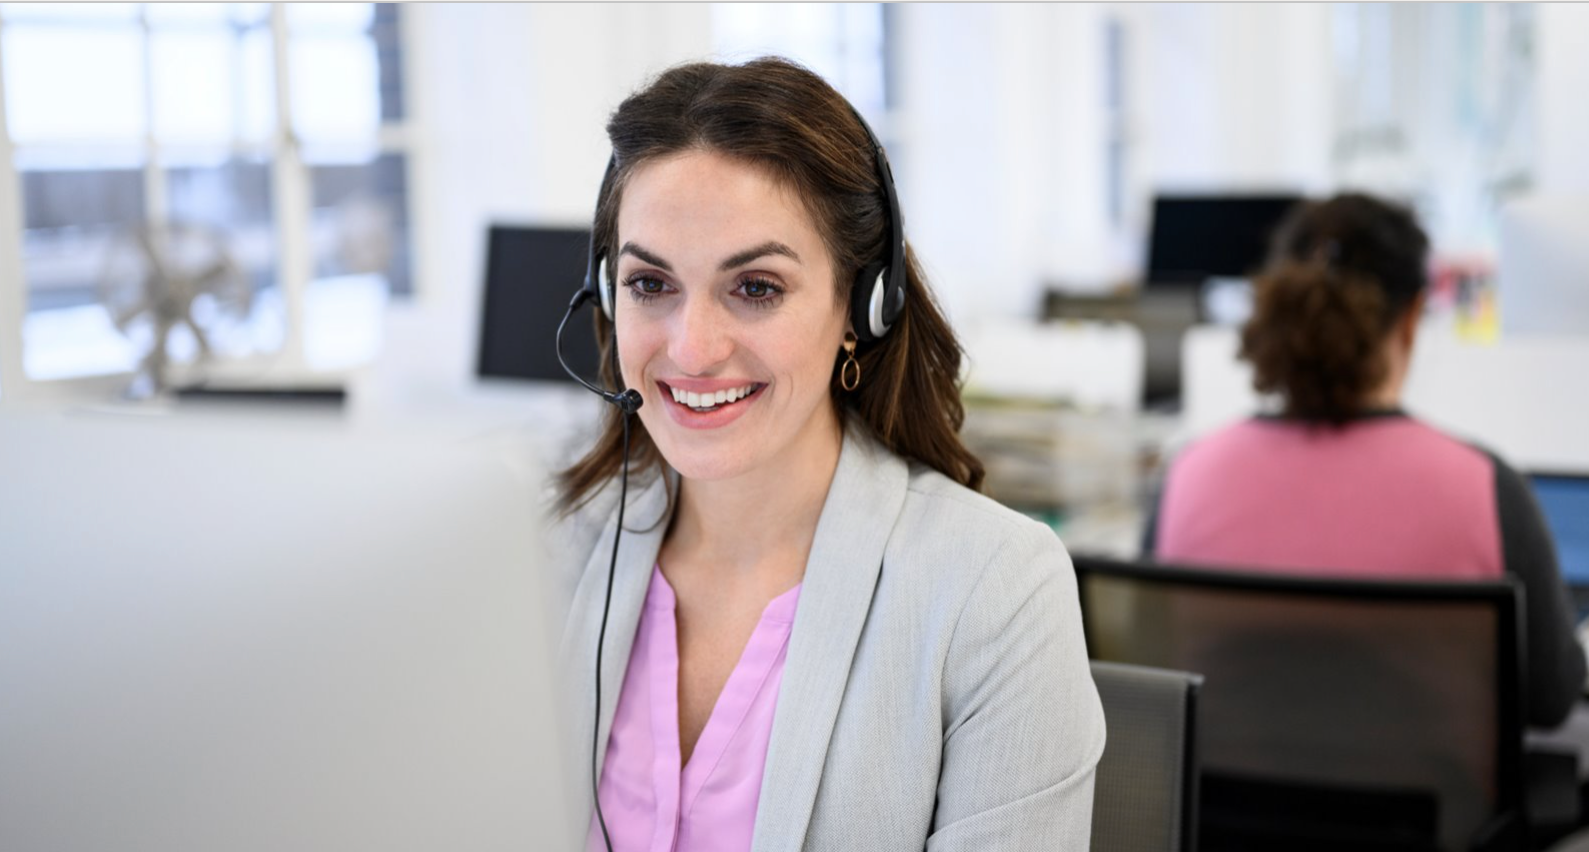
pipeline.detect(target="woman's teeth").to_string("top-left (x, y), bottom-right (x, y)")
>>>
top-left (670, 384), bottom-right (758, 411)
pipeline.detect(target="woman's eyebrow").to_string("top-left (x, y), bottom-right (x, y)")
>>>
top-left (618, 240), bottom-right (801, 273)
top-left (618, 242), bottom-right (672, 272)
top-left (719, 241), bottom-right (800, 272)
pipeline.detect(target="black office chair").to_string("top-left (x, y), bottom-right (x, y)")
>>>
top-left (1091, 660), bottom-right (1203, 852)
top-left (1074, 555), bottom-right (1526, 852)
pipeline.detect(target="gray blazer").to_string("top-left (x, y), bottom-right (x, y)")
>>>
top-left (552, 422), bottom-right (1105, 850)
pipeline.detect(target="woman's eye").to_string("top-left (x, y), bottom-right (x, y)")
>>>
top-left (740, 277), bottom-right (782, 300)
top-left (623, 275), bottom-right (668, 302)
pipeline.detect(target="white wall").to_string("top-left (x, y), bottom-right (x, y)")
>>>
top-left (1136, 3), bottom-right (1334, 194)
top-left (892, 4), bottom-right (1111, 328)
top-left (1537, 3), bottom-right (1589, 194)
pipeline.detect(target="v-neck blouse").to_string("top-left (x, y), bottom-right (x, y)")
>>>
top-left (587, 565), bottom-right (802, 852)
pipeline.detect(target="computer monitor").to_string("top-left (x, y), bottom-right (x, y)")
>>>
top-left (1530, 472), bottom-right (1589, 610)
top-left (0, 412), bottom-right (575, 851)
top-left (1130, 193), bottom-right (1302, 408)
top-left (477, 224), bottom-right (600, 384)
top-left (1146, 194), bottom-right (1304, 285)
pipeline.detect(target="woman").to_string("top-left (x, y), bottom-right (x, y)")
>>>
top-left (1146, 192), bottom-right (1585, 728)
top-left (551, 58), bottom-right (1103, 851)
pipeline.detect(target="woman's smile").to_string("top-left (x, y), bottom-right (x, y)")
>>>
top-left (657, 379), bottom-right (768, 430)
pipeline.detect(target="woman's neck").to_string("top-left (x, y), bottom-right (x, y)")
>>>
top-left (665, 415), bottom-right (845, 578)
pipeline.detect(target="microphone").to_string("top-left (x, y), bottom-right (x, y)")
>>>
top-left (556, 290), bottom-right (644, 414)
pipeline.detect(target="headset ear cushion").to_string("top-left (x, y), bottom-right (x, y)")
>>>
top-left (850, 262), bottom-right (887, 342)
top-left (597, 257), bottom-right (615, 321)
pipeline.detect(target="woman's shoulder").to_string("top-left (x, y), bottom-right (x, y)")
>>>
top-left (892, 460), bottom-right (1071, 593)
top-left (543, 470), bottom-right (668, 597)
top-left (544, 482), bottom-right (618, 562)
top-left (903, 462), bottom-right (1046, 535)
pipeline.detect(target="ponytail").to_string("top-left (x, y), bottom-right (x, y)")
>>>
top-left (1239, 192), bottom-right (1430, 425)
top-left (1239, 260), bottom-right (1393, 425)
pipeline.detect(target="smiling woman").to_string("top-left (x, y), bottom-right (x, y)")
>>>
top-left (612, 149), bottom-right (847, 482)
top-left (550, 57), bottom-right (1103, 852)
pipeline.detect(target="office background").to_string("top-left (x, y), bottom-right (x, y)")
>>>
top-left (5, 6), bottom-right (1589, 850)
top-left (0, 2), bottom-right (1586, 512)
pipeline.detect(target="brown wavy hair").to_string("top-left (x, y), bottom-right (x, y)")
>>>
top-left (1240, 193), bottom-right (1430, 425)
top-left (556, 57), bottom-right (984, 514)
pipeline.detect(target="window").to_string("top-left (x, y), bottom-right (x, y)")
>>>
top-left (0, 2), bottom-right (411, 388)
top-left (1331, 3), bottom-right (1536, 252)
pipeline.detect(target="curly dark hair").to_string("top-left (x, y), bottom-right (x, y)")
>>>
top-left (1240, 193), bottom-right (1430, 425)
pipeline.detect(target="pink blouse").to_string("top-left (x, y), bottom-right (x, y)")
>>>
top-left (587, 565), bottom-right (802, 852)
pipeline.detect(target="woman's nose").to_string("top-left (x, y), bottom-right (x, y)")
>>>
top-left (667, 295), bottom-right (734, 374)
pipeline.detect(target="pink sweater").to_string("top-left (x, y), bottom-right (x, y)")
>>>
top-left (587, 566), bottom-right (801, 852)
top-left (1156, 416), bottom-right (1503, 579)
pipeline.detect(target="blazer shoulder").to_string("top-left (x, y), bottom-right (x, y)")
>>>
top-left (898, 462), bottom-right (1069, 587)
top-left (905, 461), bottom-right (1054, 535)
top-left (546, 480), bottom-right (617, 560)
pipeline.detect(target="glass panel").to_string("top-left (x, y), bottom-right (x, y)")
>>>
top-left (19, 154), bottom-right (288, 382)
top-left (150, 29), bottom-right (232, 145)
top-left (238, 24), bottom-right (276, 143)
top-left (228, 3), bottom-right (270, 27)
top-left (18, 157), bottom-right (146, 380)
top-left (166, 156), bottom-right (284, 361)
top-left (286, 2), bottom-right (374, 33)
top-left (2, 24), bottom-right (145, 144)
top-left (304, 152), bottom-right (407, 367)
top-left (286, 2), bottom-right (403, 133)
top-left (288, 33), bottom-right (380, 141)
top-left (372, 3), bottom-right (404, 122)
top-left (0, 3), bottom-right (141, 23)
top-left (143, 3), bottom-right (231, 27)
top-left (1332, 4), bottom-right (1537, 253)
top-left (308, 152), bottom-right (410, 295)
top-left (147, 12), bottom-right (275, 146)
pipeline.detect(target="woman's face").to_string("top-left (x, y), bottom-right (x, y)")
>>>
top-left (612, 149), bottom-right (848, 483)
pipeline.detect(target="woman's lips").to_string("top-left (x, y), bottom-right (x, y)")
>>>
top-left (656, 381), bottom-right (765, 430)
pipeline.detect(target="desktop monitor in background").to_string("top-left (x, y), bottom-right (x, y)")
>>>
top-left (1529, 472), bottom-right (1589, 616)
top-left (1146, 194), bottom-right (1304, 286)
top-left (477, 225), bottom-right (600, 384)
top-left (1135, 193), bottom-right (1303, 409)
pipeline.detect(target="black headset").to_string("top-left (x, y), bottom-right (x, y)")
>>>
top-left (553, 102), bottom-right (903, 852)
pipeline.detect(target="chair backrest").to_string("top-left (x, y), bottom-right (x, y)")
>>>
top-left (1091, 661), bottom-right (1203, 852)
top-left (1074, 556), bottom-right (1525, 852)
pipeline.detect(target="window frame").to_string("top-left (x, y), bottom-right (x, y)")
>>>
top-left (0, 2), bottom-right (417, 401)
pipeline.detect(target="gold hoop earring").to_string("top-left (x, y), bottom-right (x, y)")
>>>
top-left (840, 331), bottom-right (861, 392)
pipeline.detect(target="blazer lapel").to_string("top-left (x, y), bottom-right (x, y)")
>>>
top-left (560, 471), bottom-right (671, 821)
top-left (751, 423), bottom-right (909, 852)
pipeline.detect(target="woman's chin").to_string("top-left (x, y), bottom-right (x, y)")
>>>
top-left (661, 451), bottom-right (756, 483)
